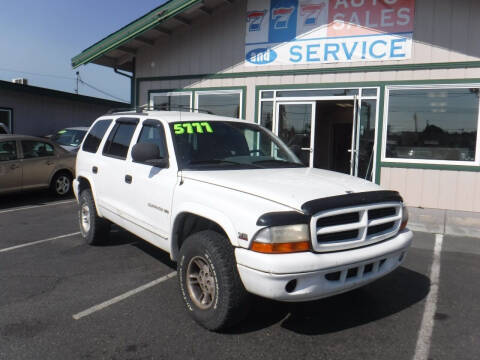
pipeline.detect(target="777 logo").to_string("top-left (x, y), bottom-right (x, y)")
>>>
top-left (300, 3), bottom-right (326, 26)
top-left (247, 10), bottom-right (267, 32)
top-left (271, 6), bottom-right (295, 29)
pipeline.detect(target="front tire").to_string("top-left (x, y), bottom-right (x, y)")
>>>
top-left (78, 189), bottom-right (110, 245)
top-left (178, 230), bottom-right (251, 331)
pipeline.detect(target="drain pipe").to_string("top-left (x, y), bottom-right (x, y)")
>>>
top-left (114, 57), bottom-right (136, 106)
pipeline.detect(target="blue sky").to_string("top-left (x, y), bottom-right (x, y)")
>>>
top-left (0, 0), bottom-right (166, 103)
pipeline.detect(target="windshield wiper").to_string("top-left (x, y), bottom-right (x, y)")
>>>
top-left (188, 159), bottom-right (261, 168)
top-left (253, 159), bottom-right (304, 167)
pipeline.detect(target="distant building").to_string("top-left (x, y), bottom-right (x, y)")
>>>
top-left (72, 0), bottom-right (480, 235)
top-left (0, 79), bottom-right (127, 136)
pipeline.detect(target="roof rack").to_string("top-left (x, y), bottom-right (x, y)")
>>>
top-left (106, 105), bottom-right (214, 115)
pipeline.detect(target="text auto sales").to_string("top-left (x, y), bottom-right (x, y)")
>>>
top-left (247, 36), bottom-right (409, 65)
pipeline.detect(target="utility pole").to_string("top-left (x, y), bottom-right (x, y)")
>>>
top-left (75, 71), bottom-right (79, 94)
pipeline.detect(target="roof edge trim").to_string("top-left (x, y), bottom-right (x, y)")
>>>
top-left (71, 0), bottom-right (202, 69)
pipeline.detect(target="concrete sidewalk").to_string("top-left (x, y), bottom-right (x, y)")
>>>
top-left (407, 207), bottom-right (480, 239)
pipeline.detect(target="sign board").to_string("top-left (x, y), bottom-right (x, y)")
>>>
top-left (245, 0), bottom-right (415, 66)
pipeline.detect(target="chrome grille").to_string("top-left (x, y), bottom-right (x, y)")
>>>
top-left (310, 202), bottom-right (403, 252)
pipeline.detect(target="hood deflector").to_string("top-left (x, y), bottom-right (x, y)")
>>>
top-left (301, 190), bottom-right (403, 216)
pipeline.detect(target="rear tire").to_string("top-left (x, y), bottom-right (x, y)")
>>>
top-left (78, 189), bottom-right (110, 245)
top-left (178, 230), bottom-right (251, 331)
top-left (50, 171), bottom-right (72, 196)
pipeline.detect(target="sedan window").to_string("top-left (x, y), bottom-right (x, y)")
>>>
top-left (0, 141), bottom-right (17, 161)
top-left (22, 141), bottom-right (55, 159)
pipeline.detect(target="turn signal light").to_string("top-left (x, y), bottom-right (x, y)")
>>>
top-left (400, 206), bottom-right (409, 231)
top-left (251, 241), bottom-right (311, 254)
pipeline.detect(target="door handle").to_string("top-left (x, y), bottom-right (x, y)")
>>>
top-left (46, 160), bottom-right (54, 165)
top-left (125, 175), bottom-right (132, 184)
top-left (92, 166), bottom-right (98, 174)
top-left (10, 164), bottom-right (19, 170)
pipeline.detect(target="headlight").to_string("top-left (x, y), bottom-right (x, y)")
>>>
top-left (400, 205), bottom-right (409, 231)
top-left (251, 224), bottom-right (311, 254)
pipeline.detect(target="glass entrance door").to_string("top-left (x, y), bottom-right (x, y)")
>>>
top-left (352, 98), bottom-right (377, 180)
top-left (276, 102), bottom-right (316, 166)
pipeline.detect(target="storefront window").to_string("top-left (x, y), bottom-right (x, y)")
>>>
top-left (151, 92), bottom-right (191, 111)
top-left (385, 87), bottom-right (480, 163)
top-left (0, 108), bottom-right (12, 132)
top-left (260, 101), bottom-right (273, 130)
top-left (196, 91), bottom-right (241, 118)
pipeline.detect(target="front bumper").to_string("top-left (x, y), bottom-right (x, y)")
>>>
top-left (235, 229), bottom-right (412, 302)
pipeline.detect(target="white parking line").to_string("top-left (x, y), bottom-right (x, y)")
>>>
top-left (72, 271), bottom-right (177, 320)
top-left (0, 200), bottom-right (76, 215)
top-left (413, 233), bottom-right (444, 360)
top-left (0, 232), bottom-right (80, 253)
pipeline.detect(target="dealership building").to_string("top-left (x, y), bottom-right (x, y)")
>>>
top-left (72, 0), bottom-right (480, 235)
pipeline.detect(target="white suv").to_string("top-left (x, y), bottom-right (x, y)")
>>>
top-left (74, 110), bottom-right (412, 331)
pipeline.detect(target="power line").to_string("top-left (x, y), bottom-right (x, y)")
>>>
top-left (0, 67), bottom-right (75, 80)
top-left (78, 76), bottom-right (128, 103)
top-left (0, 66), bottom-right (128, 103)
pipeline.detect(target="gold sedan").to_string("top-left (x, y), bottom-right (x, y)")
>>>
top-left (0, 135), bottom-right (76, 196)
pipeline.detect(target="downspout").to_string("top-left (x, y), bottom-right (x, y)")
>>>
top-left (114, 57), bottom-right (136, 106)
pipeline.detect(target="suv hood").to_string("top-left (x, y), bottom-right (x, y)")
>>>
top-left (182, 168), bottom-right (381, 211)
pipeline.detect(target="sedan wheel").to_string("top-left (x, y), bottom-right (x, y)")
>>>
top-left (56, 175), bottom-right (71, 195)
top-left (51, 172), bottom-right (72, 196)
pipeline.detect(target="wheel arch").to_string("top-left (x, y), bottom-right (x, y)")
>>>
top-left (170, 207), bottom-right (238, 262)
top-left (76, 175), bottom-right (103, 217)
top-left (49, 168), bottom-right (74, 186)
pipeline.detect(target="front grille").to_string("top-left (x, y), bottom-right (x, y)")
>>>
top-left (369, 207), bottom-right (396, 219)
top-left (317, 229), bottom-right (358, 242)
top-left (317, 212), bottom-right (359, 227)
top-left (367, 221), bottom-right (395, 236)
top-left (311, 202), bottom-right (402, 252)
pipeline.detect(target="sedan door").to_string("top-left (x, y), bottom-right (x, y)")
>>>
top-left (20, 140), bottom-right (56, 190)
top-left (0, 140), bottom-right (22, 194)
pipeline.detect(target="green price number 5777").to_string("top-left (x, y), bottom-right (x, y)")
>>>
top-left (174, 122), bottom-right (214, 135)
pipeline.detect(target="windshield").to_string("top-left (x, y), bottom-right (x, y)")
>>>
top-left (169, 121), bottom-right (305, 170)
top-left (51, 129), bottom-right (87, 147)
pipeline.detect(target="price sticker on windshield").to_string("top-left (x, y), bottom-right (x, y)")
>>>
top-left (174, 122), bottom-right (214, 135)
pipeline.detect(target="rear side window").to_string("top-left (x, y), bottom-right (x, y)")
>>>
top-left (22, 141), bottom-right (54, 159)
top-left (103, 121), bottom-right (138, 159)
top-left (137, 121), bottom-right (168, 159)
top-left (0, 141), bottom-right (17, 161)
top-left (82, 119), bottom-right (112, 153)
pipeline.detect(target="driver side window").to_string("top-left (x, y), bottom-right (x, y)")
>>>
top-left (137, 121), bottom-right (168, 159)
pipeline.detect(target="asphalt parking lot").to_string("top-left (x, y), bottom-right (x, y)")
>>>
top-left (0, 192), bottom-right (479, 360)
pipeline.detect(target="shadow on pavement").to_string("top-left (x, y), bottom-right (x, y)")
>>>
top-left (228, 266), bottom-right (430, 335)
top-left (0, 190), bottom-right (74, 210)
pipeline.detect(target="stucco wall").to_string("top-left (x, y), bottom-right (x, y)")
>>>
top-left (136, 0), bottom-right (480, 79)
top-left (380, 167), bottom-right (480, 212)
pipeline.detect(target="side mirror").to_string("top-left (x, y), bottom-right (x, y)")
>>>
top-left (131, 143), bottom-right (169, 168)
